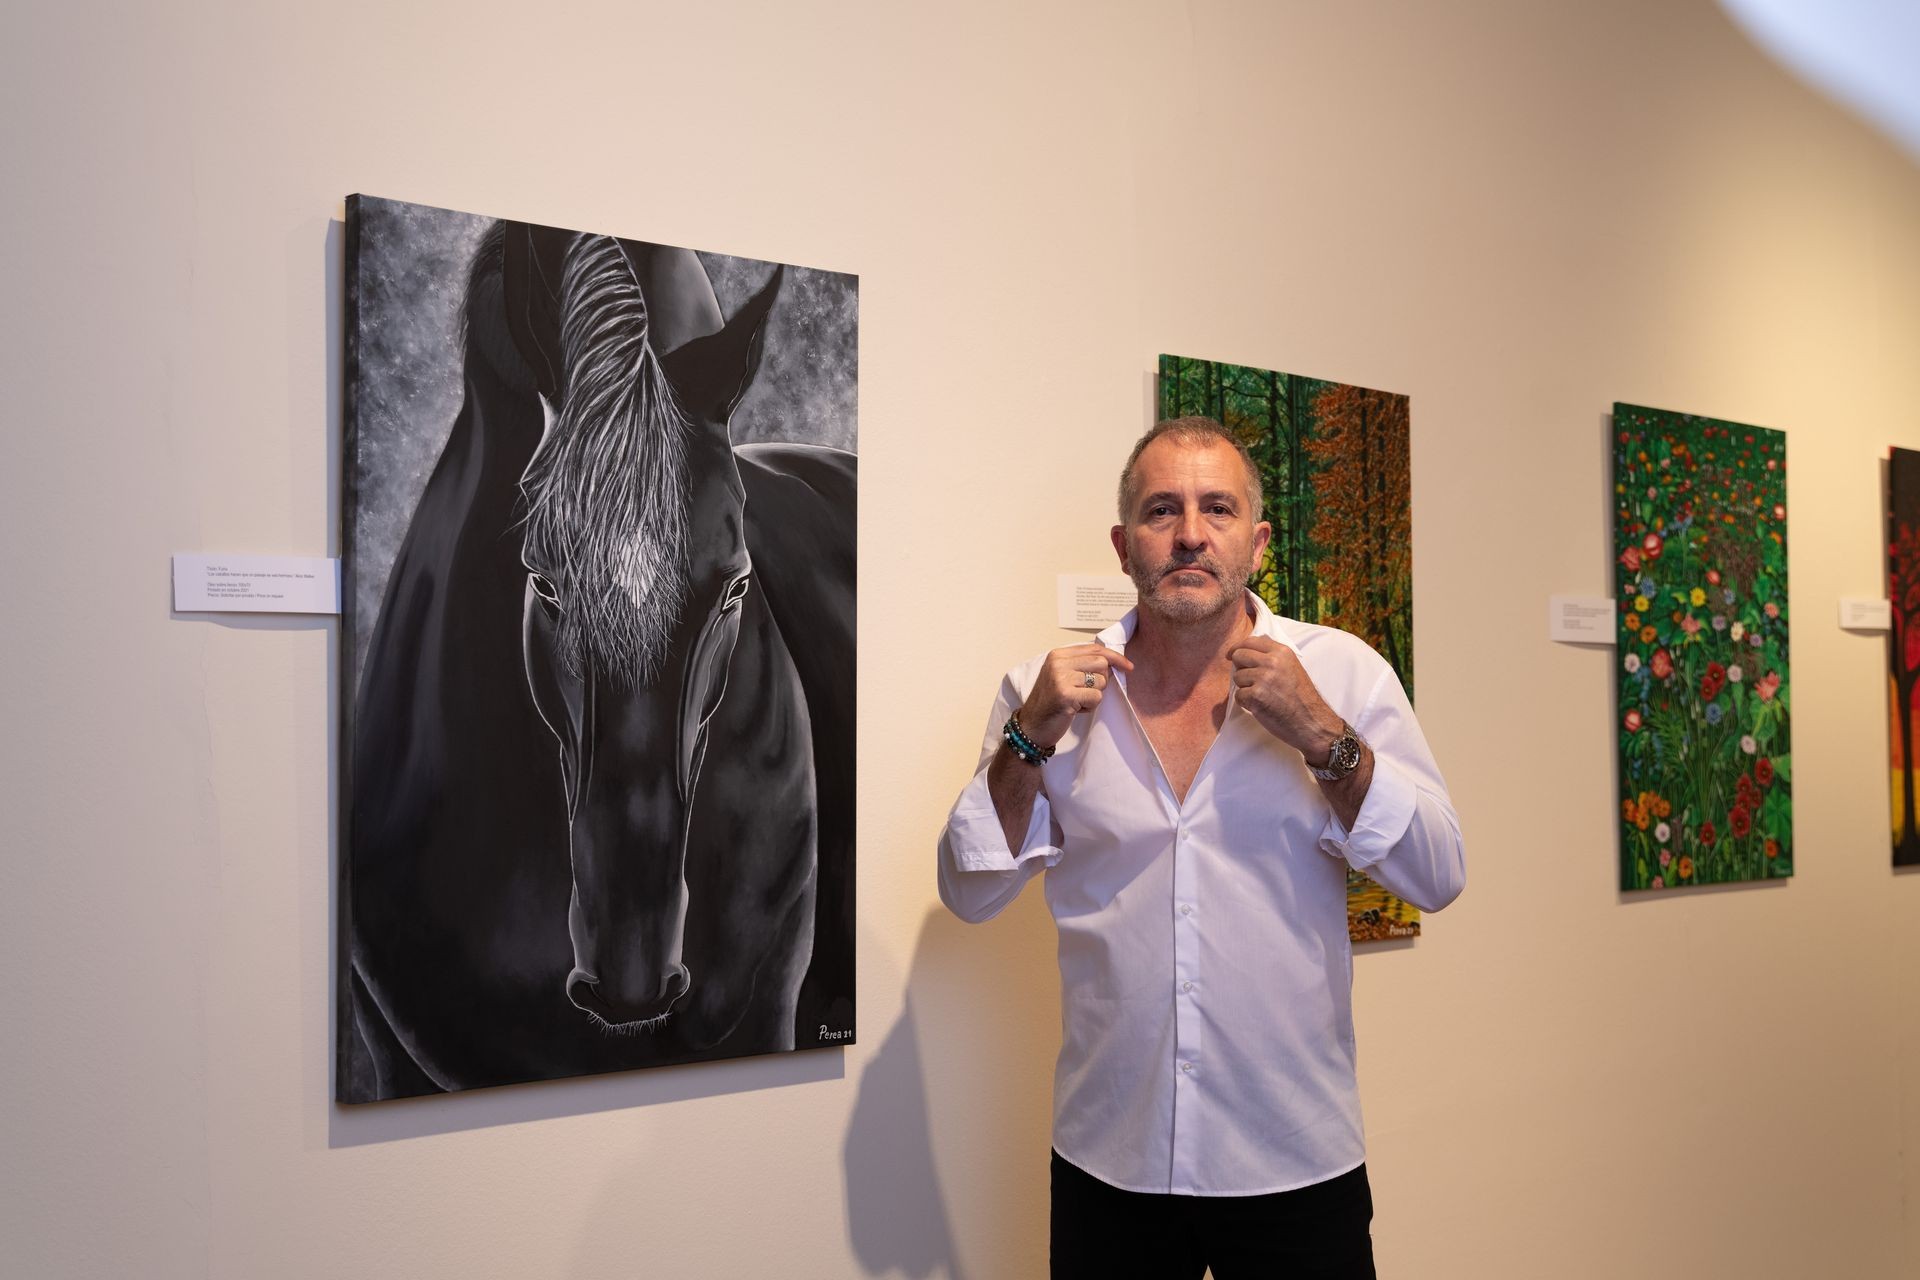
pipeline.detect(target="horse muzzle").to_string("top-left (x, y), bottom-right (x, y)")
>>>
top-left (565, 963), bottom-right (691, 1029)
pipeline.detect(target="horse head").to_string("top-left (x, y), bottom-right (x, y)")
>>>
top-left (507, 226), bottom-right (788, 1037)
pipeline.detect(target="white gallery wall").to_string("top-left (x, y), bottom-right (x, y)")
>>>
top-left (3, 1), bottom-right (1916, 1275)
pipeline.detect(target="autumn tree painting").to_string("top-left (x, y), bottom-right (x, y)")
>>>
top-left (1889, 447), bottom-right (1920, 867)
top-left (1158, 354), bottom-right (1417, 940)
top-left (1305, 383), bottom-right (1413, 683)
top-left (1614, 404), bottom-right (1791, 890)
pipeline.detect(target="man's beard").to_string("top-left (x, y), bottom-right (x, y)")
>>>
top-left (1128, 546), bottom-right (1251, 624)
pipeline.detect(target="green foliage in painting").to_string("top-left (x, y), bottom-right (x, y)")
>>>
top-left (1158, 354), bottom-right (1416, 940)
top-left (1614, 404), bottom-right (1792, 890)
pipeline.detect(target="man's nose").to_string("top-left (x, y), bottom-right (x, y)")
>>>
top-left (1174, 509), bottom-right (1208, 549)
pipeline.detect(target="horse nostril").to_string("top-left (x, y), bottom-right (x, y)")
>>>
top-left (565, 969), bottom-right (601, 1015)
top-left (660, 965), bottom-right (690, 1007)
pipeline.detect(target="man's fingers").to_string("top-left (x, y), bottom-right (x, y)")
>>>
top-left (1051, 643), bottom-right (1131, 670)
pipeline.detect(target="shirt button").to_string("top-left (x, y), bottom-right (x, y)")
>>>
top-left (1179, 904), bottom-right (1193, 916)
top-left (1180, 1062), bottom-right (1194, 1073)
top-left (1182, 981), bottom-right (1194, 992)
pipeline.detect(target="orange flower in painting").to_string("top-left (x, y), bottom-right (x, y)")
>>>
top-left (1765, 838), bottom-right (1780, 859)
top-left (1677, 855), bottom-right (1695, 880)
top-left (1639, 625), bottom-right (1657, 644)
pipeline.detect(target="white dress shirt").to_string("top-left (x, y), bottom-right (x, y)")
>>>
top-left (938, 593), bottom-right (1465, 1196)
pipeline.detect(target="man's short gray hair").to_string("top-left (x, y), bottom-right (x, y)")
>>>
top-left (1116, 416), bottom-right (1264, 522)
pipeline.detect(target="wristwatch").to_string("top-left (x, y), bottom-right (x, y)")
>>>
top-left (1310, 721), bottom-right (1364, 782)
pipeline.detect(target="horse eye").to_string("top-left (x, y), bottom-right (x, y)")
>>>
top-left (530, 572), bottom-right (562, 614)
top-left (722, 576), bottom-right (750, 610)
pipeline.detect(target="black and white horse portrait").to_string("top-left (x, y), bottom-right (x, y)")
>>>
top-left (338, 195), bottom-right (856, 1102)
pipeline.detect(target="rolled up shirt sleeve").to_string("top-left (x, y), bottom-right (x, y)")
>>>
top-left (937, 671), bottom-right (1064, 923)
top-left (1318, 665), bottom-right (1466, 914)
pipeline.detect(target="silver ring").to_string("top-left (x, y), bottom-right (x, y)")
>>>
top-left (1083, 672), bottom-right (1097, 688)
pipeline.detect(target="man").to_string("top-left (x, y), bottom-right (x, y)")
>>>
top-left (937, 417), bottom-right (1465, 1278)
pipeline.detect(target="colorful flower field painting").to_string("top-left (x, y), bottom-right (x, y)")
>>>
top-left (1614, 403), bottom-right (1790, 890)
top-left (1159, 354), bottom-right (1417, 940)
top-left (1888, 446), bottom-right (1920, 867)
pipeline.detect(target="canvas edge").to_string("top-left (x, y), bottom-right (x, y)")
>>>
top-left (336, 192), bottom-right (367, 1104)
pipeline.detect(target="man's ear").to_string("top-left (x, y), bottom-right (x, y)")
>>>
top-left (1111, 524), bottom-right (1129, 571)
top-left (1252, 520), bottom-right (1273, 562)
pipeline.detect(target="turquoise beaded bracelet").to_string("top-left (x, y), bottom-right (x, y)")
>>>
top-left (1002, 711), bottom-right (1054, 766)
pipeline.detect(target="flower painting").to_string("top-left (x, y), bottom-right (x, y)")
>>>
top-left (1889, 446), bottom-right (1920, 867)
top-left (1614, 403), bottom-right (1791, 890)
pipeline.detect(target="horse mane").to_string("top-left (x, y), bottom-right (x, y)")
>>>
top-left (519, 233), bottom-right (692, 687)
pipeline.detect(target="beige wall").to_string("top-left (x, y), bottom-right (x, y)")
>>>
top-left (3, 1), bottom-right (1916, 1275)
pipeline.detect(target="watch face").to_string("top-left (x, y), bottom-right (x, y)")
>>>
top-left (1334, 736), bottom-right (1362, 772)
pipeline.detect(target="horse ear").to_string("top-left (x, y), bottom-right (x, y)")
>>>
top-left (659, 265), bottom-right (783, 430)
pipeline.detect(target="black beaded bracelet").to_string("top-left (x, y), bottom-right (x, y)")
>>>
top-left (1002, 711), bottom-right (1055, 766)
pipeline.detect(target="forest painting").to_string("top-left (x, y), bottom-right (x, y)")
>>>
top-left (1157, 354), bottom-right (1417, 942)
top-left (1890, 446), bottom-right (1920, 867)
top-left (340, 196), bottom-right (857, 1101)
top-left (1614, 404), bottom-right (1790, 891)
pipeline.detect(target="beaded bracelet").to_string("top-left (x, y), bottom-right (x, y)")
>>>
top-left (1002, 711), bottom-right (1055, 766)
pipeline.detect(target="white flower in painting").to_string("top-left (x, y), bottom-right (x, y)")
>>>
top-left (1741, 735), bottom-right (1757, 754)
top-left (1729, 621), bottom-right (1745, 641)
top-left (1727, 664), bottom-right (1743, 683)
top-left (1624, 654), bottom-right (1642, 674)
top-left (1655, 822), bottom-right (1670, 842)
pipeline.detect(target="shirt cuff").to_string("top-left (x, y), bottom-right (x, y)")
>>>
top-left (946, 770), bottom-right (1064, 872)
top-left (1319, 753), bottom-right (1418, 870)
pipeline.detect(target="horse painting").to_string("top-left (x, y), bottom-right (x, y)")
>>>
top-left (339, 195), bottom-right (856, 1102)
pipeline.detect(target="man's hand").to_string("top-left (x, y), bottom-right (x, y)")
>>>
top-left (1229, 637), bottom-right (1344, 763)
top-left (1018, 644), bottom-right (1135, 748)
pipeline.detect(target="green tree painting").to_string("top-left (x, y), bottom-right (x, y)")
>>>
top-left (1157, 354), bottom-right (1417, 942)
top-left (1613, 404), bottom-right (1791, 890)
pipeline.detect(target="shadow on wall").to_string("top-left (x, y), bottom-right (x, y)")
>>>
top-left (844, 904), bottom-right (1059, 1280)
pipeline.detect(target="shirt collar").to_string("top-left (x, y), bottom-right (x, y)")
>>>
top-left (1094, 590), bottom-right (1302, 655)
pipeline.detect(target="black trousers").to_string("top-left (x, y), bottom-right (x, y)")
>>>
top-left (1050, 1151), bottom-right (1376, 1279)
